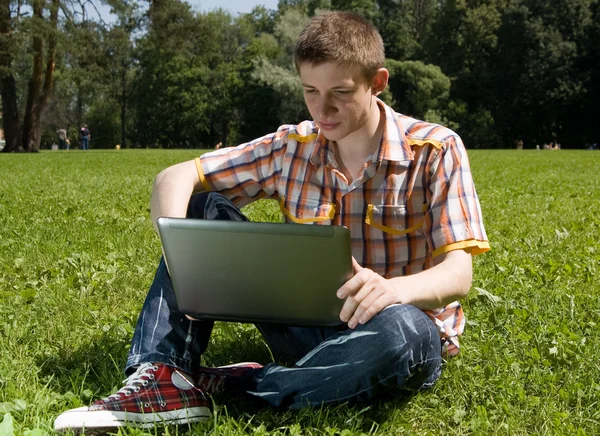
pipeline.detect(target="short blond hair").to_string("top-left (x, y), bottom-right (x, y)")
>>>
top-left (294, 11), bottom-right (385, 81)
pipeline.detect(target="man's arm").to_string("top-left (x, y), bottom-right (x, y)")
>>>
top-left (389, 249), bottom-right (472, 309)
top-left (337, 249), bottom-right (472, 329)
top-left (150, 159), bottom-right (205, 233)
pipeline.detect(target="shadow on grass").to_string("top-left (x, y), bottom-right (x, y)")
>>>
top-left (37, 323), bottom-right (411, 433)
top-left (36, 330), bottom-right (133, 402)
top-left (195, 390), bottom-right (412, 435)
top-left (37, 323), bottom-right (271, 399)
top-left (202, 322), bottom-right (275, 366)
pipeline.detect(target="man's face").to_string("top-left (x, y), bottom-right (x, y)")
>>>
top-left (299, 62), bottom-right (376, 143)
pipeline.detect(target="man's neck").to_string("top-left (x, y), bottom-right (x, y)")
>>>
top-left (334, 99), bottom-right (384, 182)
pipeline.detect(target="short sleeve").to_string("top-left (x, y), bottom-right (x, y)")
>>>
top-left (424, 135), bottom-right (490, 257)
top-left (197, 130), bottom-right (287, 208)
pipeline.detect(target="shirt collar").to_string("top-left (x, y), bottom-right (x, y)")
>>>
top-left (377, 99), bottom-right (414, 163)
top-left (309, 130), bottom-right (333, 167)
top-left (309, 99), bottom-right (414, 168)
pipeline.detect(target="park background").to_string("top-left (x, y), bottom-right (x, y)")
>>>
top-left (1, 0), bottom-right (599, 153)
top-left (1, 1), bottom-right (600, 435)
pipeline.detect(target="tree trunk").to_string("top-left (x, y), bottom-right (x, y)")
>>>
top-left (0, 0), bottom-right (22, 152)
top-left (221, 118), bottom-right (229, 148)
top-left (21, 0), bottom-right (59, 152)
top-left (0, 73), bottom-right (21, 152)
top-left (120, 66), bottom-right (126, 148)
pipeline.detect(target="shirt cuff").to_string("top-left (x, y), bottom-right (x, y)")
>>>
top-left (432, 239), bottom-right (490, 258)
top-left (195, 157), bottom-right (212, 192)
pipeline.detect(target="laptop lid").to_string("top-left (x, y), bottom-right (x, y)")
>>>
top-left (157, 217), bottom-right (353, 327)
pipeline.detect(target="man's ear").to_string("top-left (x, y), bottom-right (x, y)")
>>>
top-left (371, 68), bottom-right (389, 96)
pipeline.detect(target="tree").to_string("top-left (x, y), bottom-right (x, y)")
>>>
top-left (423, 0), bottom-right (504, 147)
top-left (133, 1), bottom-right (263, 148)
top-left (1, 0), bottom-right (59, 152)
top-left (234, 10), bottom-right (285, 142)
top-left (376, 0), bottom-right (437, 60)
top-left (576, 0), bottom-right (600, 146)
top-left (0, 0), bottom-right (20, 152)
top-left (332, 0), bottom-right (376, 20)
top-left (488, 0), bottom-right (591, 146)
top-left (50, 18), bottom-right (114, 149)
top-left (273, 7), bottom-right (311, 66)
top-left (103, 1), bottom-right (141, 148)
top-left (246, 8), bottom-right (310, 128)
top-left (277, 0), bottom-right (331, 16)
top-left (251, 56), bottom-right (309, 125)
top-left (385, 59), bottom-right (450, 119)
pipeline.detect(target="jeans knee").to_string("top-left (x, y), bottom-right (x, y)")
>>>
top-left (369, 304), bottom-right (441, 366)
top-left (347, 305), bottom-right (442, 394)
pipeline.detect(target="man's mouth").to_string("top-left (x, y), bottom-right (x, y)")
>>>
top-left (319, 121), bottom-right (339, 131)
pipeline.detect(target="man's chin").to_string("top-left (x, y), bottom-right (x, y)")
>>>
top-left (320, 129), bottom-right (346, 142)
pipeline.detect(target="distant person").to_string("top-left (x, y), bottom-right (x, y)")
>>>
top-left (54, 11), bottom-right (489, 433)
top-left (57, 128), bottom-right (67, 150)
top-left (65, 138), bottom-right (70, 151)
top-left (80, 125), bottom-right (90, 150)
top-left (215, 141), bottom-right (223, 150)
top-left (516, 140), bottom-right (523, 150)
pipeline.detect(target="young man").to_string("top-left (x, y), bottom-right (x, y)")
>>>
top-left (54, 11), bottom-right (489, 433)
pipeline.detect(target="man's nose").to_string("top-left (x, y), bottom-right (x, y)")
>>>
top-left (318, 97), bottom-right (337, 118)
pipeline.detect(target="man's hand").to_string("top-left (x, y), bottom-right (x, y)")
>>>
top-left (337, 257), bottom-right (402, 329)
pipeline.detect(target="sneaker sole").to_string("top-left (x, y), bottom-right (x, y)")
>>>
top-left (54, 405), bottom-right (211, 432)
top-left (217, 362), bottom-right (262, 368)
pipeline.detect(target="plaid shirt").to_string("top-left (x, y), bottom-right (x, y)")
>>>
top-left (197, 100), bottom-right (489, 357)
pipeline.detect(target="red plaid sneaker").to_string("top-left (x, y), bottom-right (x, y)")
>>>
top-left (54, 363), bottom-right (210, 433)
top-left (196, 362), bottom-right (264, 395)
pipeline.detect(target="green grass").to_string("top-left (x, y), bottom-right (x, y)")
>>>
top-left (0, 149), bottom-right (599, 435)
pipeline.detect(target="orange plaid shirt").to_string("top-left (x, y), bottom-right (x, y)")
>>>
top-left (196, 100), bottom-right (490, 357)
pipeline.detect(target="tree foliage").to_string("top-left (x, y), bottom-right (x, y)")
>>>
top-left (1, 0), bottom-right (599, 151)
top-left (386, 59), bottom-right (450, 120)
top-left (1, 0), bottom-right (59, 152)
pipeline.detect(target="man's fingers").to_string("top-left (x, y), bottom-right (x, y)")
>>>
top-left (339, 271), bottom-right (376, 323)
top-left (337, 268), bottom-right (368, 298)
top-left (352, 257), bottom-right (363, 273)
top-left (346, 287), bottom-right (385, 328)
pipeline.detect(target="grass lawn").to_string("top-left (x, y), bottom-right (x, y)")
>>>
top-left (0, 149), bottom-right (599, 435)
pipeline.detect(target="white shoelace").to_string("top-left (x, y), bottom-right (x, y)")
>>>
top-left (105, 362), bottom-right (158, 401)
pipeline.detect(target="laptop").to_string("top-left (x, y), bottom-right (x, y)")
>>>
top-left (157, 217), bottom-right (353, 327)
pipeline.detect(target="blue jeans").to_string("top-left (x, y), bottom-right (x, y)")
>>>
top-left (81, 137), bottom-right (89, 150)
top-left (126, 192), bottom-right (442, 408)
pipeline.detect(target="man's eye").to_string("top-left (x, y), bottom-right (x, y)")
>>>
top-left (304, 89), bottom-right (317, 94)
top-left (334, 90), bottom-right (350, 95)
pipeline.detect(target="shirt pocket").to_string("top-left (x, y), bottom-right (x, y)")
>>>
top-left (279, 196), bottom-right (336, 224)
top-left (365, 203), bottom-right (427, 235)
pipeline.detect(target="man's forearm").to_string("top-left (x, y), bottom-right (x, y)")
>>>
top-left (390, 249), bottom-right (473, 310)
